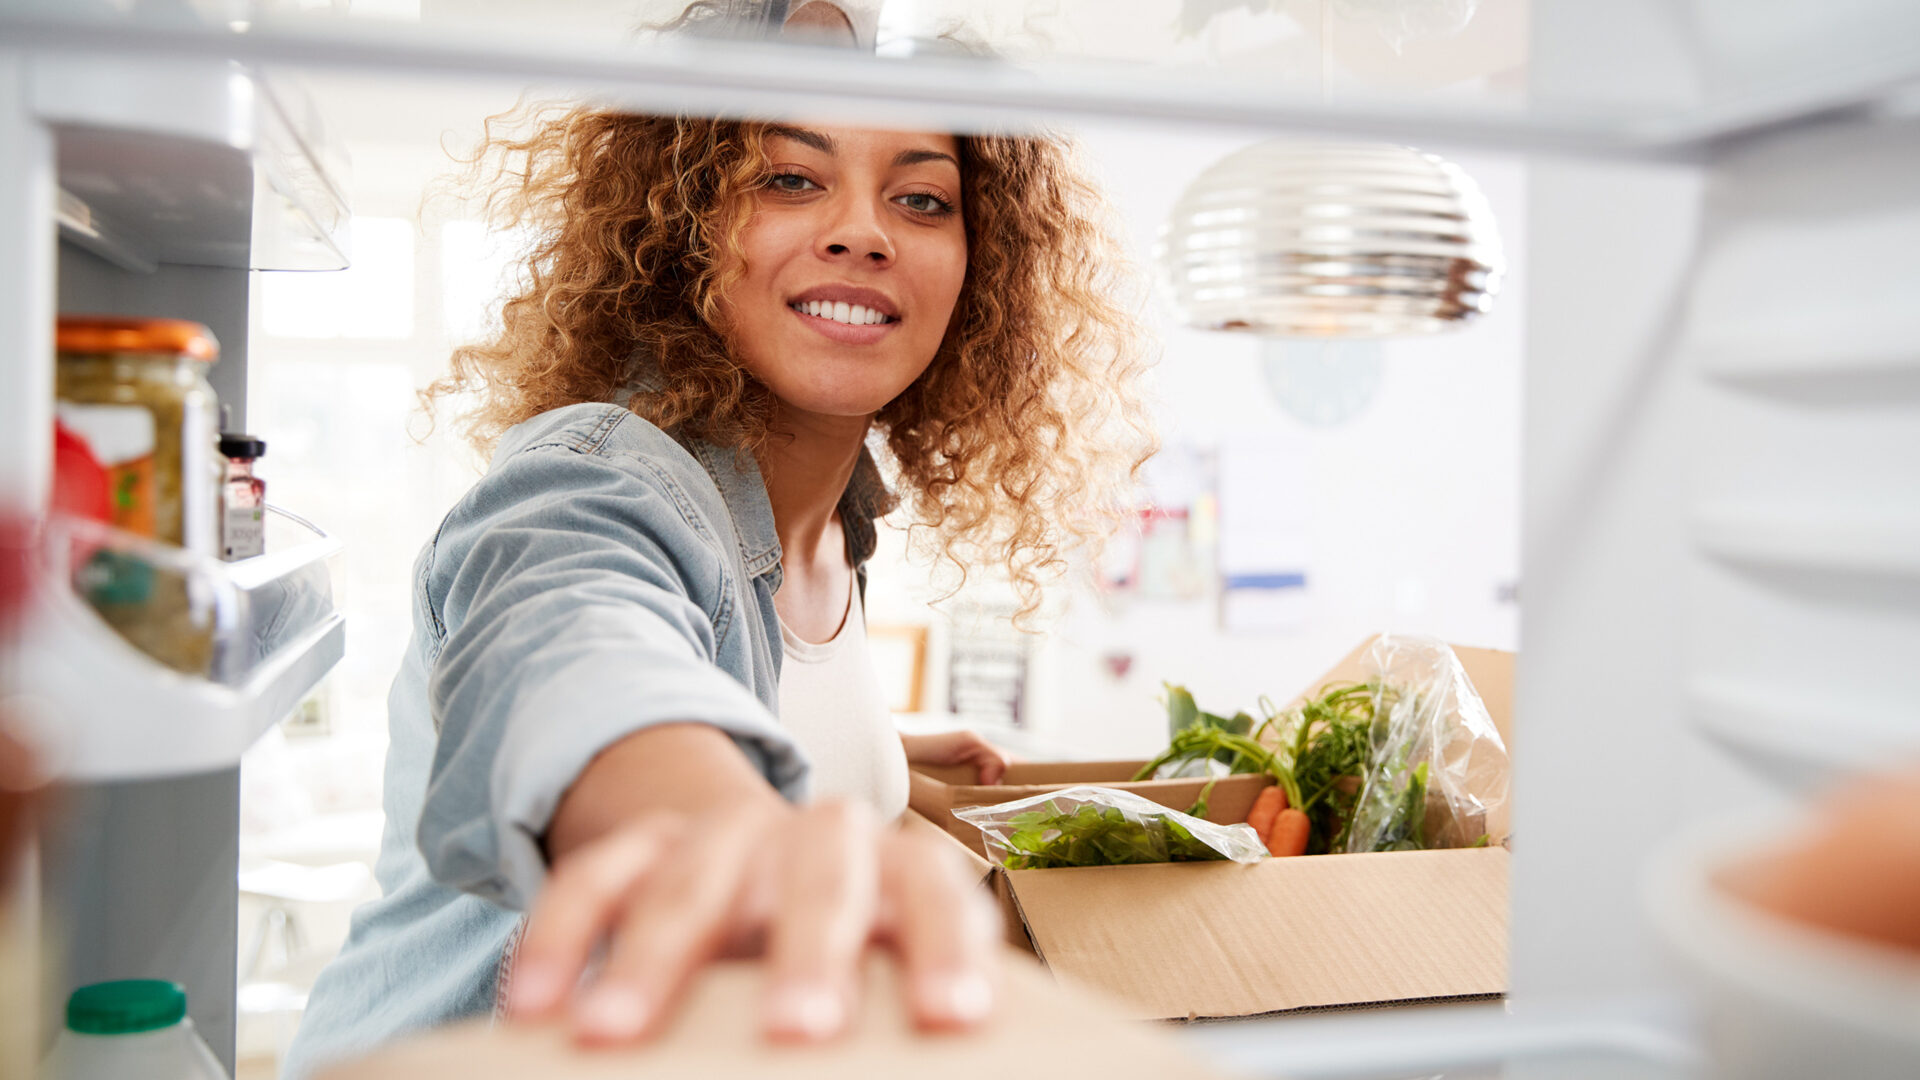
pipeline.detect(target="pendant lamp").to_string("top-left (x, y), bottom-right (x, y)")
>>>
top-left (1157, 141), bottom-right (1503, 338)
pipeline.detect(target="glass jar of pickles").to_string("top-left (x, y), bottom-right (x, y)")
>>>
top-left (55, 317), bottom-right (223, 552)
top-left (55, 317), bottom-right (225, 675)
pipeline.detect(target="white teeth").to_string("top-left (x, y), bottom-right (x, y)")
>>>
top-left (793, 300), bottom-right (893, 326)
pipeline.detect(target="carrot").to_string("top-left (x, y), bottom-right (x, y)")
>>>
top-left (1244, 786), bottom-right (1287, 844)
top-left (1267, 808), bottom-right (1311, 858)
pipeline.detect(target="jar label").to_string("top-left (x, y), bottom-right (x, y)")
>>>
top-left (55, 402), bottom-right (156, 536)
top-left (223, 502), bottom-right (265, 561)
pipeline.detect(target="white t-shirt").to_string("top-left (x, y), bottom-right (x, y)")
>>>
top-left (776, 571), bottom-right (910, 822)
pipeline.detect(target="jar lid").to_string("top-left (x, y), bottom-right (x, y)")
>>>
top-left (65, 979), bottom-right (187, 1035)
top-left (219, 434), bottom-right (266, 459)
top-left (56, 317), bottom-right (219, 363)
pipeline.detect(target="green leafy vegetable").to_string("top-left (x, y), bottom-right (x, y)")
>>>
top-left (1364, 761), bottom-right (1430, 852)
top-left (1132, 721), bottom-right (1294, 804)
top-left (1163, 684), bottom-right (1200, 739)
top-left (1184, 775), bottom-right (1221, 819)
top-left (1138, 679), bottom-right (1438, 856)
top-left (994, 799), bottom-right (1238, 869)
top-left (1157, 682), bottom-right (1255, 769)
top-left (1277, 682), bottom-right (1375, 853)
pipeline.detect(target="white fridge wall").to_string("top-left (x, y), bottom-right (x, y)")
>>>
top-left (1514, 111), bottom-right (1920, 1005)
top-left (1516, 152), bottom-right (1712, 1002)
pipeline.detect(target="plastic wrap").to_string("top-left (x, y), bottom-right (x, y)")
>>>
top-left (1343, 635), bottom-right (1511, 853)
top-left (953, 785), bottom-right (1270, 869)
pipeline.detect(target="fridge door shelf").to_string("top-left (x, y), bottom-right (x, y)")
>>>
top-left (1686, 678), bottom-right (1920, 794)
top-left (32, 50), bottom-right (349, 272)
top-left (18, 507), bottom-right (345, 782)
top-left (1694, 505), bottom-right (1920, 581)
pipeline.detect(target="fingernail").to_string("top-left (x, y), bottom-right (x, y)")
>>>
top-left (917, 971), bottom-right (992, 1026)
top-left (765, 980), bottom-right (845, 1042)
top-left (509, 964), bottom-right (564, 1015)
top-left (575, 984), bottom-right (651, 1040)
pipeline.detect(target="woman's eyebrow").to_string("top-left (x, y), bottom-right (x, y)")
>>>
top-left (767, 125), bottom-right (834, 154)
top-left (894, 147), bottom-right (960, 169)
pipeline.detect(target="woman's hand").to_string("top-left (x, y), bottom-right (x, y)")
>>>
top-left (506, 799), bottom-right (998, 1045)
top-left (901, 729), bottom-right (1015, 785)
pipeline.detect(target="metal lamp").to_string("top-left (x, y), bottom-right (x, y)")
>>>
top-left (1157, 140), bottom-right (1504, 337)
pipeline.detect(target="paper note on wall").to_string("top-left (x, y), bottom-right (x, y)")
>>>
top-left (1217, 437), bottom-right (1311, 632)
top-left (1100, 444), bottom-right (1218, 601)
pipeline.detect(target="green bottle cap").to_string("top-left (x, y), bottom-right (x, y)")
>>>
top-left (65, 980), bottom-right (187, 1035)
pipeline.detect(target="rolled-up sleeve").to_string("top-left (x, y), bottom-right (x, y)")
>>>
top-left (415, 441), bottom-right (806, 911)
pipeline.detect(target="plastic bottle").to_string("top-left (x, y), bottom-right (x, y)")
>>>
top-left (41, 980), bottom-right (227, 1080)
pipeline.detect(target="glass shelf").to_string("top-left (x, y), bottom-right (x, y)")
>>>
top-left (4, 1), bottom-right (1919, 160)
top-left (16, 506), bottom-right (345, 782)
top-left (28, 46), bottom-right (348, 272)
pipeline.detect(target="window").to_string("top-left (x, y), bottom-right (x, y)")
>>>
top-left (261, 217), bottom-right (415, 339)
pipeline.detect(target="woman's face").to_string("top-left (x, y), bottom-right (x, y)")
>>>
top-left (720, 124), bottom-right (968, 421)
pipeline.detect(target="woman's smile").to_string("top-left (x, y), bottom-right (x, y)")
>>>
top-left (789, 302), bottom-right (899, 345)
top-left (786, 283), bottom-right (903, 345)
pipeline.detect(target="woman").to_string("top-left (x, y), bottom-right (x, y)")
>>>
top-left (284, 14), bottom-right (1152, 1076)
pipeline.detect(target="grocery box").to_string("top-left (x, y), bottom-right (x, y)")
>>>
top-left (921, 636), bottom-right (1516, 1021)
top-left (910, 760), bottom-right (1273, 859)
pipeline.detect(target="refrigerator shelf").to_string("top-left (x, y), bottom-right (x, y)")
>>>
top-left (5, 7), bottom-right (1920, 161)
top-left (17, 507), bottom-right (345, 782)
top-left (1687, 678), bottom-right (1918, 793)
top-left (31, 49), bottom-right (348, 272)
top-left (1694, 505), bottom-right (1920, 581)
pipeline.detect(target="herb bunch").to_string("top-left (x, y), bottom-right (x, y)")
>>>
top-left (1137, 680), bottom-right (1438, 855)
top-left (994, 801), bottom-right (1236, 869)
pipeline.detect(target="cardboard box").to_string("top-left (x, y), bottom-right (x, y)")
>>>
top-left (320, 950), bottom-right (1234, 1080)
top-left (918, 637), bottom-right (1515, 1022)
top-left (910, 761), bottom-right (1274, 859)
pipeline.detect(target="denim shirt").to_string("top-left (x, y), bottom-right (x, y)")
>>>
top-left (283, 402), bottom-right (889, 1077)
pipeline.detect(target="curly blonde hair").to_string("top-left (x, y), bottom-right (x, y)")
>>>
top-left (428, 107), bottom-right (1155, 620)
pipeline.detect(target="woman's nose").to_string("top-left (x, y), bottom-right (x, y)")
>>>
top-left (817, 196), bottom-right (894, 265)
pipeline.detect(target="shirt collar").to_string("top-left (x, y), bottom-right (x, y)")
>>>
top-left (684, 440), bottom-right (891, 585)
top-left (617, 376), bottom-right (892, 582)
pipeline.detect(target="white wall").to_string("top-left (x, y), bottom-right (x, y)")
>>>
top-left (873, 124), bottom-right (1528, 761)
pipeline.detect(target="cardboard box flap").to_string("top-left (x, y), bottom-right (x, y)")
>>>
top-left (914, 761), bottom-right (1152, 786)
top-left (1004, 847), bottom-right (1509, 1020)
top-left (901, 809), bottom-right (994, 887)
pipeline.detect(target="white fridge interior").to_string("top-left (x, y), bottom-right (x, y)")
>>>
top-left (3, 1), bottom-right (1917, 1075)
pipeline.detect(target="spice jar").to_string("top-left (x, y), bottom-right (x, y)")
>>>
top-left (218, 433), bottom-right (266, 562)
top-left (55, 317), bottom-right (225, 675)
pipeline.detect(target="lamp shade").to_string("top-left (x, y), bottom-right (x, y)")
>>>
top-left (1157, 141), bottom-right (1504, 337)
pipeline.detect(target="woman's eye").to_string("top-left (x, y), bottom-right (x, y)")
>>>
top-left (898, 192), bottom-right (954, 214)
top-left (768, 173), bottom-right (817, 192)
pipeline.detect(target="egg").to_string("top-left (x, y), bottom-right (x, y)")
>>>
top-left (1724, 765), bottom-right (1920, 955)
